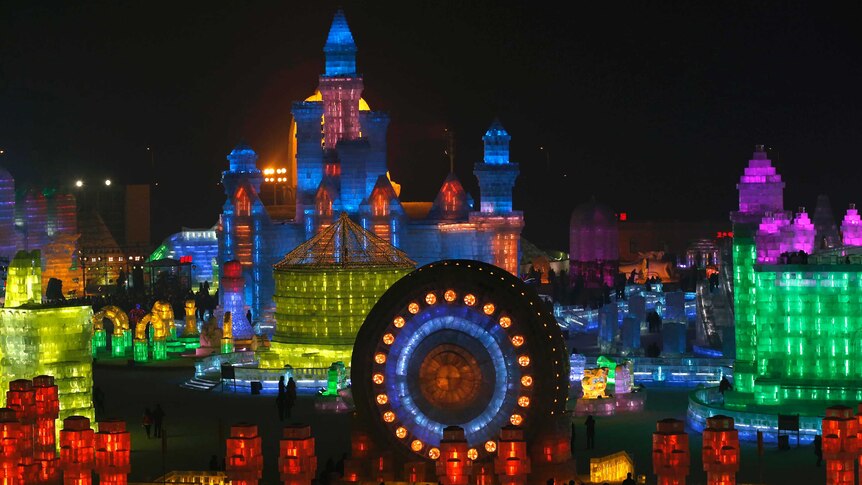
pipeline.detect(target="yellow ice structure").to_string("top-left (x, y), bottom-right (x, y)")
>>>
top-left (582, 367), bottom-right (610, 399)
top-left (184, 300), bottom-right (197, 335)
top-left (5, 250), bottom-right (42, 307)
top-left (93, 305), bottom-right (129, 337)
top-left (135, 301), bottom-right (173, 341)
top-left (262, 213), bottom-right (415, 369)
top-left (0, 304), bottom-right (95, 423)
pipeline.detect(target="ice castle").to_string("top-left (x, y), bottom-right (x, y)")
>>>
top-left (729, 145), bottom-right (862, 407)
top-left (158, 10), bottom-right (523, 321)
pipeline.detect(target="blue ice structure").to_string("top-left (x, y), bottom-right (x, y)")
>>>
top-left (150, 228), bottom-right (219, 288)
top-left (155, 11), bottom-right (524, 323)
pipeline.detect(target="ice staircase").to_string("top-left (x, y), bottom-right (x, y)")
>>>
top-left (180, 376), bottom-right (220, 391)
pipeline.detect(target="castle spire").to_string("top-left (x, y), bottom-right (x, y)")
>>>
top-left (324, 9), bottom-right (357, 76)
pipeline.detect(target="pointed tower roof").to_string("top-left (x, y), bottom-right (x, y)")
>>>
top-left (428, 172), bottom-right (469, 220)
top-left (274, 213), bottom-right (415, 270)
top-left (323, 9), bottom-right (357, 76)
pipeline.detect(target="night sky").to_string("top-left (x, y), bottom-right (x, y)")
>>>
top-left (2, 1), bottom-right (861, 250)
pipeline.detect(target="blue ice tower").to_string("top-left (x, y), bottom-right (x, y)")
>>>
top-left (324, 9), bottom-right (357, 76)
top-left (292, 101), bottom-right (325, 218)
top-left (474, 120), bottom-right (518, 214)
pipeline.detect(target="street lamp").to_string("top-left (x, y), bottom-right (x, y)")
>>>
top-left (75, 180), bottom-right (84, 188)
top-left (104, 179), bottom-right (112, 187)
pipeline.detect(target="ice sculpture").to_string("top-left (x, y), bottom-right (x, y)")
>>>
top-left (5, 250), bottom-right (42, 307)
top-left (222, 311), bottom-right (234, 353)
top-left (92, 306), bottom-right (130, 357)
top-left (220, 260), bottom-right (252, 340)
top-left (842, 204), bottom-right (862, 246)
top-left (134, 301), bottom-right (174, 362)
top-left (614, 362), bottom-right (633, 394)
top-left (779, 208), bottom-right (815, 255)
top-left (569, 353), bottom-right (586, 383)
top-left (582, 368), bottom-right (610, 399)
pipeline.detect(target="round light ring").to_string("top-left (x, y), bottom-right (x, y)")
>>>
top-left (499, 316), bottom-right (512, 329)
top-left (429, 447), bottom-right (441, 460)
top-left (393, 316), bottom-right (405, 328)
top-left (484, 440), bottom-right (497, 453)
top-left (373, 373), bottom-right (385, 385)
top-left (444, 290), bottom-right (456, 302)
top-left (463, 294), bottom-right (476, 306)
top-left (374, 353), bottom-right (387, 364)
top-left (396, 427), bottom-right (408, 439)
top-left (511, 335), bottom-right (525, 347)
top-left (518, 396), bottom-right (531, 408)
top-left (383, 411), bottom-right (396, 423)
top-left (376, 394), bottom-right (389, 405)
top-left (467, 448), bottom-right (478, 460)
top-left (521, 375), bottom-right (533, 387)
top-left (382, 333), bottom-right (395, 345)
top-left (425, 293), bottom-right (437, 305)
top-left (510, 414), bottom-right (523, 426)
top-left (483, 303), bottom-right (495, 315)
top-left (408, 303), bottom-right (420, 314)
top-left (518, 355), bottom-right (531, 367)
top-left (411, 440), bottom-right (424, 452)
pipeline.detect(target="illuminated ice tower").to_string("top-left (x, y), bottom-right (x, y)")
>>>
top-left (319, 9), bottom-right (363, 150)
top-left (218, 143), bottom-right (268, 323)
top-left (730, 145), bottom-right (784, 393)
top-left (472, 120), bottom-right (523, 274)
top-left (842, 204), bottom-right (862, 246)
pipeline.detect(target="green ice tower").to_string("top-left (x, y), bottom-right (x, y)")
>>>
top-left (730, 145), bottom-right (785, 393)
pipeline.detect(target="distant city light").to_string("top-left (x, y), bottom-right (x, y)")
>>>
top-left (75, 180), bottom-right (84, 188)
top-left (104, 179), bottom-right (112, 186)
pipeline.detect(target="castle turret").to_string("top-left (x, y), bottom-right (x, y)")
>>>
top-left (222, 142), bottom-right (262, 196)
top-left (842, 204), bottom-right (862, 246)
top-left (292, 101), bottom-right (325, 219)
top-left (319, 10), bottom-right (364, 149)
top-left (731, 145), bottom-right (785, 394)
top-left (473, 120), bottom-right (518, 214)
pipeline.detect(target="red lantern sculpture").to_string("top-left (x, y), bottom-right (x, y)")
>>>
top-left (226, 423), bottom-right (263, 485)
top-left (370, 451), bottom-right (394, 483)
top-left (495, 425), bottom-right (530, 485)
top-left (60, 416), bottom-right (95, 485)
top-left (343, 426), bottom-right (374, 481)
top-left (95, 420), bottom-right (131, 485)
top-left (436, 426), bottom-right (472, 485)
top-left (279, 424), bottom-right (317, 485)
top-left (0, 408), bottom-right (21, 483)
top-left (7, 379), bottom-right (38, 483)
top-left (403, 461), bottom-right (427, 483)
top-left (701, 415), bottom-right (739, 485)
top-left (472, 461), bottom-right (494, 485)
top-left (33, 375), bottom-right (60, 484)
top-left (823, 405), bottom-right (859, 485)
top-left (652, 418), bottom-right (689, 485)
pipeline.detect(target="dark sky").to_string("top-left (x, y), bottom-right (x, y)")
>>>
top-left (2, 1), bottom-right (861, 250)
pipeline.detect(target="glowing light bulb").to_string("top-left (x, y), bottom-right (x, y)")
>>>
top-left (518, 396), bottom-right (530, 407)
top-left (376, 394), bottom-right (388, 405)
top-left (396, 427), bottom-right (408, 439)
top-left (429, 448), bottom-right (440, 460)
top-left (499, 316), bottom-right (512, 328)
top-left (511, 335), bottom-right (525, 347)
top-left (373, 373), bottom-right (384, 385)
top-left (444, 290), bottom-right (456, 302)
top-left (374, 353), bottom-right (386, 364)
top-left (467, 448), bottom-right (478, 460)
top-left (382, 333), bottom-right (394, 345)
top-left (510, 414), bottom-right (523, 426)
top-left (464, 294), bottom-right (476, 306)
top-left (425, 293), bottom-right (437, 305)
top-left (411, 440), bottom-right (424, 452)
top-left (408, 303), bottom-right (420, 314)
top-left (383, 411), bottom-right (396, 423)
top-left (484, 441), bottom-right (497, 453)
top-left (518, 355), bottom-right (530, 367)
top-left (521, 375), bottom-right (533, 387)
top-left (483, 303), bottom-right (495, 315)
